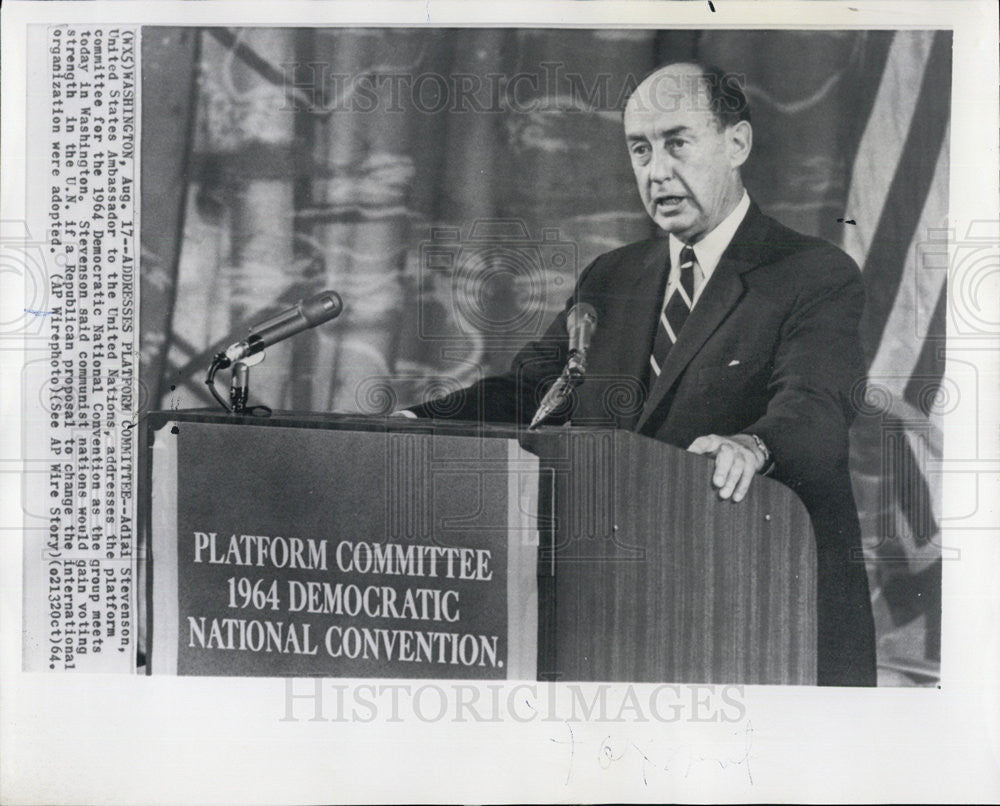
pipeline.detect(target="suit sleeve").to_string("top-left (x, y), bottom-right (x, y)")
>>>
top-left (407, 259), bottom-right (600, 424)
top-left (741, 249), bottom-right (866, 494)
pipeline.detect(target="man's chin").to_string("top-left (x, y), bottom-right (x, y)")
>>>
top-left (651, 209), bottom-right (695, 237)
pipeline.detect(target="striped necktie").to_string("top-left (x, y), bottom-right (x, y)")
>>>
top-left (649, 244), bottom-right (697, 377)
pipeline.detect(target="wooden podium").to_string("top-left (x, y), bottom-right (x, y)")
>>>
top-left (142, 410), bottom-right (816, 684)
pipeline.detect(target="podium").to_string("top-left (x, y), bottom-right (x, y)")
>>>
top-left (142, 410), bottom-right (816, 684)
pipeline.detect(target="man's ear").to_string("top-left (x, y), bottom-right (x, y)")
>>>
top-left (727, 120), bottom-right (752, 168)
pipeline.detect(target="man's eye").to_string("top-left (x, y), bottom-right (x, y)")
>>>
top-left (668, 139), bottom-right (687, 151)
top-left (630, 144), bottom-right (650, 158)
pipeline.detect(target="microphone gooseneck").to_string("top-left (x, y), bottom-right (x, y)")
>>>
top-left (529, 302), bottom-right (598, 430)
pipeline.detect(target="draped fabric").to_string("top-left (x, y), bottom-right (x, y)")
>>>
top-left (140, 28), bottom-right (950, 685)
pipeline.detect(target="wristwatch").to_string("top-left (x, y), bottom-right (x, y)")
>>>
top-left (748, 433), bottom-right (775, 475)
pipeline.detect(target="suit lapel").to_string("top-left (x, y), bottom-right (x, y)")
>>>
top-left (634, 203), bottom-right (770, 434)
top-left (595, 237), bottom-right (671, 399)
top-left (626, 237), bottom-right (673, 374)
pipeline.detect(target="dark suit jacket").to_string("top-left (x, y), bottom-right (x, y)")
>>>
top-left (411, 202), bottom-right (877, 686)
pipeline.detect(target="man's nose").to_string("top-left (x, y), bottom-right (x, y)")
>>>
top-left (648, 145), bottom-right (675, 182)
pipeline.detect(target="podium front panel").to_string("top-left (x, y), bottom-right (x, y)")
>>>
top-left (535, 428), bottom-right (817, 685)
top-left (148, 418), bottom-right (539, 678)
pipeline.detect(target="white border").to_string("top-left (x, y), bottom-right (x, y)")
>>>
top-left (2, 2), bottom-right (998, 804)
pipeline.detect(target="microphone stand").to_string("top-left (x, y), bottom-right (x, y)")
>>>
top-left (205, 349), bottom-right (266, 414)
top-left (230, 361), bottom-right (250, 413)
top-left (528, 354), bottom-right (586, 430)
top-left (528, 368), bottom-right (574, 429)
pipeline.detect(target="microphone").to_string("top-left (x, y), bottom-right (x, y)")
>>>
top-left (529, 303), bottom-right (598, 429)
top-left (217, 290), bottom-right (343, 367)
top-left (566, 302), bottom-right (597, 379)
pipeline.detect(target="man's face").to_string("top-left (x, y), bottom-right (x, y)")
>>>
top-left (623, 67), bottom-right (749, 243)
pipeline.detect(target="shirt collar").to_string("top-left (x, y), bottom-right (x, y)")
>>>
top-left (668, 190), bottom-right (751, 284)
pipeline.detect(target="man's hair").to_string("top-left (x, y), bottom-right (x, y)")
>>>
top-left (627, 61), bottom-right (752, 129)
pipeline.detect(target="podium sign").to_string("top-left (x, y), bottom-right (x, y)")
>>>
top-left (149, 419), bottom-right (539, 678)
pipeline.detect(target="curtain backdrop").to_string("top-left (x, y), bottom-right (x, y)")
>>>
top-left (140, 27), bottom-right (950, 685)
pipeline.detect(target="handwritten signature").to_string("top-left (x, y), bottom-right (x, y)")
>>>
top-left (551, 720), bottom-right (755, 787)
top-left (24, 308), bottom-right (54, 316)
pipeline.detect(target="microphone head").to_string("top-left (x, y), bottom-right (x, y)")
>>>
top-left (567, 302), bottom-right (597, 331)
top-left (300, 290), bottom-right (344, 325)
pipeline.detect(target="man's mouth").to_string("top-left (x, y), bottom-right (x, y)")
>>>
top-left (653, 194), bottom-right (686, 211)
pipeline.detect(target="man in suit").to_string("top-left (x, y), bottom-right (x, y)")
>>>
top-left (406, 61), bottom-right (877, 687)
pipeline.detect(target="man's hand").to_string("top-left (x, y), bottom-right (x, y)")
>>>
top-left (686, 433), bottom-right (766, 502)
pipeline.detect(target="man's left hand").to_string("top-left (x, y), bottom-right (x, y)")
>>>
top-left (686, 434), bottom-right (766, 502)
